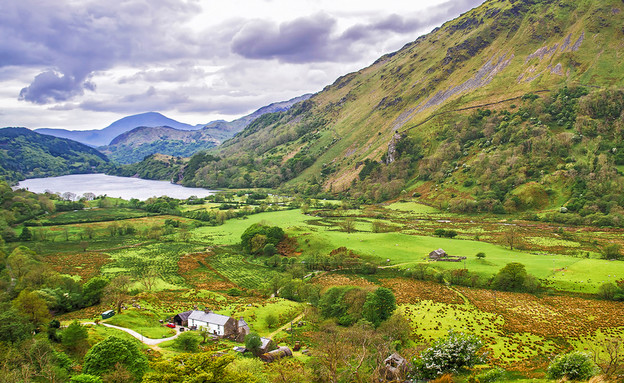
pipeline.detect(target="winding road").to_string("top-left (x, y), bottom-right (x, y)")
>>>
top-left (84, 322), bottom-right (181, 345)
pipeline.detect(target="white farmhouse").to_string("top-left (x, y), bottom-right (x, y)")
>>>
top-left (188, 310), bottom-right (235, 336)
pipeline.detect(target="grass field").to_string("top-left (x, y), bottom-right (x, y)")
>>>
top-left (104, 309), bottom-right (175, 338)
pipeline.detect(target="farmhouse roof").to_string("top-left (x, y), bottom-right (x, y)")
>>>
top-left (175, 310), bottom-right (193, 321)
top-left (431, 248), bottom-right (446, 256)
top-left (188, 310), bottom-right (231, 326)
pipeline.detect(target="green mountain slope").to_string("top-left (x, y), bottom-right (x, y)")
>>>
top-left (0, 127), bottom-right (111, 182)
top-left (145, 0), bottom-right (624, 222)
top-left (100, 126), bottom-right (219, 164)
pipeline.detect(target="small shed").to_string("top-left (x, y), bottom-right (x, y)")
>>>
top-left (173, 310), bottom-right (193, 326)
top-left (260, 346), bottom-right (293, 363)
top-left (259, 337), bottom-right (274, 354)
top-left (429, 248), bottom-right (447, 260)
top-left (101, 310), bottom-right (115, 319)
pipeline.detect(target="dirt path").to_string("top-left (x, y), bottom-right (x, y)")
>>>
top-left (268, 312), bottom-right (305, 339)
top-left (84, 322), bottom-right (180, 345)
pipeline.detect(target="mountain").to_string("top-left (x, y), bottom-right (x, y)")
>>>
top-left (101, 126), bottom-right (219, 164)
top-left (35, 112), bottom-right (196, 147)
top-left (201, 94), bottom-right (314, 141)
top-left (0, 127), bottom-right (110, 182)
top-left (99, 94), bottom-right (313, 164)
top-left (172, 0), bottom-right (624, 222)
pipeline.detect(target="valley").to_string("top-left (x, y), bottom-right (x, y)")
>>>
top-left (1, 182), bottom-right (622, 381)
top-left (1, 0), bottom-right (624, 382)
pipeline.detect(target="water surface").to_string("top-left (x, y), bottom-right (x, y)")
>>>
top-left (16, 174), bottom-right (214, 200)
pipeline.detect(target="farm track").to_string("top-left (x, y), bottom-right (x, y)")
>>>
top-left (268, 312), bottom-right (305, 339)
top-left (84, 322), bottom-right (181, 345)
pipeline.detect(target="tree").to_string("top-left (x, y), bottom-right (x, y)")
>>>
top-left (362, 287), bottom-right (397, 327)
top-left (19, 227), bottom-right (32, 241)
top-left (82, 277), bottom-right (108, 307)
top-left (61, 321), bottom-right (88, 351)
top-left (0, 303), bottom-right (34, 343)
top-left (70, 374), bottom-right (103, 383)
top-left (416, 330), bottom-right (484, 378)
top-left (602, 244), bottom-right (622, 260)
top-left (263, 243), bottom-right (277, 256)
top-left (12, 289), bottom-right (50, 329)
top-left (265, 313), bottom-right (278, 329)
top-left (245, 333), bottom-right (263, 356)
top-left (241, 223), bottom-right (284, 253)
top-left (104, 275), bottom-right (130, 313)
top-left (174, 332), bottom-right (199, 352)
top-left (143, 353), bottom-right (257, 383)
top-left (504, 225), bottom-right (518, 250)
top-left (434, 228), bottom-right (446, 237)
top-left (250, 234), bottom-right (268, 254)
top-left (83, 336), bottom-right (148, 382)
top-left (493, 262), bottom-right (527, 291)
top-left (547, 351), bottom-right (597, 380)
top-left (339, 218), bottom-right (356, 234)
top-left (590, 337), bottom-right (624, 379)
top-left (84, 226), bottom-right (95, 239)
top-left (476, 252), bottom-right (486, 260)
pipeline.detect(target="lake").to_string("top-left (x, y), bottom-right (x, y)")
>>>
top-left (15, 174), bottom-right (215, 200)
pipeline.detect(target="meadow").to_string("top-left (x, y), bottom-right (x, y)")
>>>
top-left (21, 195), bottom-right (624, 381)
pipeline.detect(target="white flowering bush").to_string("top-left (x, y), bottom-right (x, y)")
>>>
top-left (413, 330), bottom-right (485, 379)
top-left (547, 351), bottom-right (597, 380)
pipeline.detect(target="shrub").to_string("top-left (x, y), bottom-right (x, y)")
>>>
top-left (265, 313), bottom-right (278, 329)
top-left (476, 367), bottom-right (506, 383)
top-left (70, 374), bottom-right (103, 383)
top-left (547, 351), bottom-right (596, 380)
top-left (174, 332), bottom-right (200, 352)
top-left (83, 336), bottom-right (148, 381)
top-left (414, 330), bottom-right (484, 378)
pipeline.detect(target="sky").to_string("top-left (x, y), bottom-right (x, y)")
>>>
top-left (0, 0), bottom-right (484, 131)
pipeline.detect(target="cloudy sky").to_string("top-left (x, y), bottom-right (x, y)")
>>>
top-left (0, 0), bottom-right (484, 131)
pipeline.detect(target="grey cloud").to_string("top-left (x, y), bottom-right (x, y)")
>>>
top-left (231, 13), bottom-right (342, 63)
top-left (230, 0), bottom-right (485, 64)
top-left (18, 71), bottom-right (95, 104)
top-left (1, 0), bottom-right (202, 104)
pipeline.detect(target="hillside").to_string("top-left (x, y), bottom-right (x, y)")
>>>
top-left (201, 94), bottom-right (313, 141)
top-left (0, 127), bottom-right (111, 182)
top-left (173, 0), bottom-right (624, 222)
top-left (36, 112), bottom-right (197, 147)
top-left (100, 126), bottom-right (219, 164)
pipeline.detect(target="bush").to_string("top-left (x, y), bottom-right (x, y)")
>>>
top-left (174, 332), bottom-right (200, 352)
top-left (476, 367), bottom-right (506, 383)
top-left (265, 313), bottom-right (278, 329)
top-left (547, 351), bottom-right (596, 380)
top-left (70, 374), bottom-right (103, 383)
top-left (83, 336), bottom-right (148, 381)
top-left (414, 330), bottom-right (484, 378)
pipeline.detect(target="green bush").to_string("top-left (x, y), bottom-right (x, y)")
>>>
top-left (174, 332), bottom-right (200, 352)
top-left (547, 351), bottom-right (596, 380)
top-left (477, 367), bottom-right (506, 383)
top-left (70, 374), bottom-right (103, 383)
top-left (83, 336), bottom-right (148, 381)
